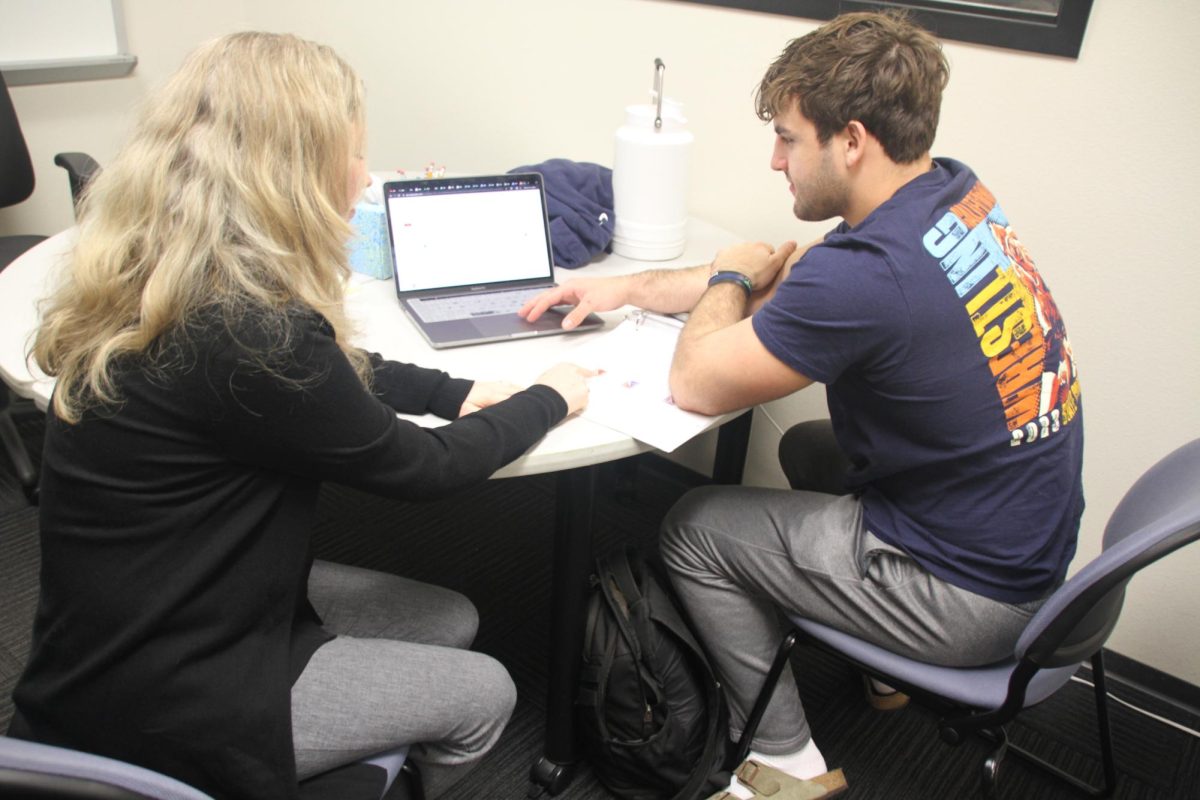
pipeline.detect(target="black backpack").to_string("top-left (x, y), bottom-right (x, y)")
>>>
top-left (576, 547), bottom-right (730, 800)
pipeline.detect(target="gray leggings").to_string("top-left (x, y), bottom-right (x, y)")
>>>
top-left (659, 486), bottom-right (1042, 754)
top-left (291, 560), bottom-right (516, 797)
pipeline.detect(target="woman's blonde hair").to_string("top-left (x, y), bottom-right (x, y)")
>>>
top-left (34, 31), bottom-right (370, 423)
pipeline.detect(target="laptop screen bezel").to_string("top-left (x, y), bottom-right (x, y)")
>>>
top-left (383, 172), bottom-right (557, 302)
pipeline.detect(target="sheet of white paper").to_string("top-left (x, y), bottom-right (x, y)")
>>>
top-left (567, 313), bottom-right (720, 452)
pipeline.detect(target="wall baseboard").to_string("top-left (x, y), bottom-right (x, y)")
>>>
top-left (1096, 649), bottom-right (1200, 724)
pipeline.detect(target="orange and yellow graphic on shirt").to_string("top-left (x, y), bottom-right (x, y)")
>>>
top-left (922, 181), bottom-right (1080, 446)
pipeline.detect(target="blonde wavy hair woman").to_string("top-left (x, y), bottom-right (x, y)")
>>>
top-left (11, 31), bottom-right (591, 800)
top-left (35, 31), bottom-right (371, 423)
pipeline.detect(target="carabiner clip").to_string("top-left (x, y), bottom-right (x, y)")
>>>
top-left (652, 58), bottom-right (666, 130)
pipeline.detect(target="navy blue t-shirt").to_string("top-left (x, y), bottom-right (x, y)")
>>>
top-left (753, 158), bottom-right (1084, 603)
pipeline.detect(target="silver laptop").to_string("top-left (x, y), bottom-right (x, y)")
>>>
top-left (383, 173), bottom-right (603, 349)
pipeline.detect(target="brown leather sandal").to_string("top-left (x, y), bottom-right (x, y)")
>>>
top-left (735, 759), bottom-right (848, 798)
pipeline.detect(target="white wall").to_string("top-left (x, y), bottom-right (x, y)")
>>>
top-left (4, 0), bottom-right (1198, 685)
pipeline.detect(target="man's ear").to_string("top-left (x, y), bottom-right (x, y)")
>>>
top-left (842, 120), bottom-right (869, 168)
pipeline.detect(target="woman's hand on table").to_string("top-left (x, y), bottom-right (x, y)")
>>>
top-left (459, 381), bottom-right (523, 416)
top-left (461, 365), bottom-right (598, 419)
top-left (533, 363), bottom-right (599, 417)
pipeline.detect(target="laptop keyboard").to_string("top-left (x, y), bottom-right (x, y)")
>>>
top-left (409, 287), bottom-right (547, 323)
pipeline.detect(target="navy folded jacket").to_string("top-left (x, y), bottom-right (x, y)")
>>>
top-left (509, 159), bottom-right (615, 268)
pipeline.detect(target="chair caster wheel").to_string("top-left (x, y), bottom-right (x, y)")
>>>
top-left (528, 756), bottom-right (574, 797)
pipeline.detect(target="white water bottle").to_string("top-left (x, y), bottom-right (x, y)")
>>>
top-left (611, 59), bottom-right (693, 261)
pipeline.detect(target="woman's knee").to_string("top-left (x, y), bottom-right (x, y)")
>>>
top-left (436, 588), bottom-right (479, 649)
top-left (449, 653), bottom-right (517, 756)
top-left (310, 560), bottom-right (480, 646)
top-left (384, 583), bottom-right (478, 650)
top-left (478, 656), bottom-right (517, 727)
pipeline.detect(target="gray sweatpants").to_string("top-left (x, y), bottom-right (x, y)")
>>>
top-left (290, 560), bottom-right (516, 797)
top-left (659, 486), bottom-right (1043, 754)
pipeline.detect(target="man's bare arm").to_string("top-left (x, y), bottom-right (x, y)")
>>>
top-left (669, 241), bottom-right (812, 415)
top-left (518, 266), bottom-right (710, 329)
top-left (746, 237), bottom-right (820, 314)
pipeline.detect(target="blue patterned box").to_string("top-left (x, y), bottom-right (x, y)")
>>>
top-left (347, 203), bottom-right (391, 279)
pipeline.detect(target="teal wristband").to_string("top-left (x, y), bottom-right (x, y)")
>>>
top-left (708, 270), bottom-right (753, 298)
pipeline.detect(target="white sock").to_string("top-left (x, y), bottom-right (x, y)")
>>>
top-left (723, 774), bottom-right (756, 800)
top-left (752, 741), bottom-right (829, 780)
top-left (869, 676), bottom-right (899, 695)
top-left (725, 740), bottom-right (828, 797)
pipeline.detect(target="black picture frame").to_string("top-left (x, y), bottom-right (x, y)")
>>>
top-left (673, 1), bottom-right (1093, 59)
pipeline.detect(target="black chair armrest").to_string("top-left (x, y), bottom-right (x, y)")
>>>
top-left (54, 151), bottom-right (102, 211)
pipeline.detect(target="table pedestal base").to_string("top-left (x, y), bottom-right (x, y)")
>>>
top-left (528, 411), bottom-right (753, 796)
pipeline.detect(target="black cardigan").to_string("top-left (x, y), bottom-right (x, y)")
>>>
top-left (9, 307), bottom-right (566, 799)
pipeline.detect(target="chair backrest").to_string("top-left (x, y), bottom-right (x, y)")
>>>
top-left (1016, 439), bottom-right (1200, 668)
top-left (1, 70), bottom-right (37, 209)
top-left (0, 735), bottom-right (214, 799)
top-left (1102, 439), bottom-right (1200, 550)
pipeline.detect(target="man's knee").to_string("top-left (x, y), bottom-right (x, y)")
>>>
top-left (661, 486), bottom-right (726, 555)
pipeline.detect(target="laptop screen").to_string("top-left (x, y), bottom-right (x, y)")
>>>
top-left (384, 175), bottom-right (554, 294)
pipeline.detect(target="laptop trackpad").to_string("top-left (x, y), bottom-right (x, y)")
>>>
top-left (471, 313), bottom-right (562, 337)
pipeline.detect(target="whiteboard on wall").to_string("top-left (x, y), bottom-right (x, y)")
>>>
top-left (0, 0), bottom-right (137, 85)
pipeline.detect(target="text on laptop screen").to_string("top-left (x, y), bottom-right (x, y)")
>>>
top-left (386, 178), bottom-right (551, 293)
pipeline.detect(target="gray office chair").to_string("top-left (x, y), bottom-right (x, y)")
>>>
top-left (732, 437), bottom-right (1200, 798)
top-left (0, 736), bottom-right (212, 799)
top-left (53, 151), bottom-right (101, 212)
top-left (0, 736), bottom-right (421, 799)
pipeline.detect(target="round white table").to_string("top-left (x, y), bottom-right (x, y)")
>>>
top-left (2, 219), bottom-right (743, 460)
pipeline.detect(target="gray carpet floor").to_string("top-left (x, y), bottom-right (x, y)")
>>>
top-left (2, 405), bottom-right (1199, 799)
